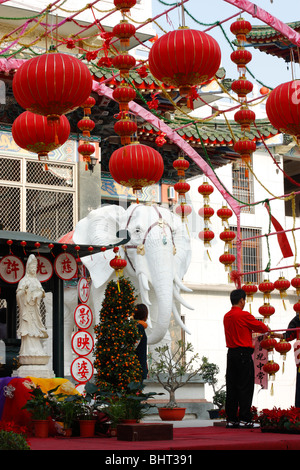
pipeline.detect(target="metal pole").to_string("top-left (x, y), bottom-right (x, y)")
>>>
top-left (52, 274), bottom-right (64, 377)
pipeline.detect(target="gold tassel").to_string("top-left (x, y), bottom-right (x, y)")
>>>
top-left (270, 382), bottom-right (274, 396)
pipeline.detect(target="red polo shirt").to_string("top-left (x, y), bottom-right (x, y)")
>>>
top-left (223, 306), bottom-right (269, 349)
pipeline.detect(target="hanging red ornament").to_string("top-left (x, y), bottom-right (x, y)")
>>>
top-left (175, 203), bottom-right (192, 219)
top-left (112, 53), bottom-right (136, 77)
top-left (230, 17), bottom-right (252, 44)
top-left (266, 80), bottom-right (300, 143)
top-left (113, 20), bottom-right (136, 48)
top-left (242, 282), bottom-right (258, 303)
top-left (217, 205), bottom-right (233, 227)
top-left (173, 156), bottom-right (190, 177)
top-left (198, 205), bottom-right (214, 222)
top-left (230, 49), bottom-right (252, 76)
top-left (231, 78), bottom-right (253, 101)
top-left (219, 228), bottom-right (236, 248)
top-left (198, 182), bottom-right (214, 204)
top-left (260, 86), bottom-right (269, 95)
top-left (12, 52), bottom-right (92, 124)
top-left (234, 138), bottom-right (256, 165)
top-left (78, 142), bottom-right (95, 170)
top-left (274, 276), bottom-right (290, 309)
top-left (112, 84), bottom-right (136, 112)
top-left (260, 336), bottom-right (277, 352)
top-left (174, 181), bottom-right (190, 200)
top-left (275, 339), bottom-right (291, 373)
top-left (77, 117), bottom-right (95, 137)
top-left (109, 142), bottom-right (164, 193)
top-left (81, 96), bottom-right (96, 115)
top-left (155, 133), bottom-right (167, 147)
top-left (219, 252), bottom-right (235, 272)
top-left (148, 28), bottom-right (221, 98)
top-left (263, 359), bottom-right (280, 394)
top-left (12, 111), bottom-right (70, 169)
top-left (258, 303), bottom-right (275, 324)
top-left (198, 228), bottom-right (214, 247)
top-left (234, 106), bottom-right (256, 132)
top-left (259, 279), bottom-right (274, 303)
top-left (293, 301), bottom-right (300, 319)
top-left (114, 117), bottom-right (137, 145)
top-left (291, 274), bottom-right (300, 297)
top-left (110, 247), bottom-right (127, 291)
top-left (114, 0), bottom-right (136, 12)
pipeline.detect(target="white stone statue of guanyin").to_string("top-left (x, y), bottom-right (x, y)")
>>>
top-left (14, 254), bottom-right (54, 377)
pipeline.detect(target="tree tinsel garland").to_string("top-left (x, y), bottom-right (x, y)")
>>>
top-left (93, 277), bottom-right (143, 393)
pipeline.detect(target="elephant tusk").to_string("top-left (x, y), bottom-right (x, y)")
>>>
top-left (173, 286), bottom-right (194, 310)
top-left (138, 272), bottom-right (152, 307)
top-left (172, 301), bottom-right (191, 335)
top-left (174, 274), bottom-right (193, 292)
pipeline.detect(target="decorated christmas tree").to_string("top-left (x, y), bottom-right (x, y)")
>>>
top-left (93, 277), bottom-right (143, 392)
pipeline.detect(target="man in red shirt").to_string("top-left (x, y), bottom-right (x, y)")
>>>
top-left (223, 289), bottom-right (270, 428)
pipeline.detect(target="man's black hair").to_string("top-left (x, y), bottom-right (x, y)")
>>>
top-left (230, 289), bottom-right (246, 306)
top-left (134, 303), bottom-right (148, 320)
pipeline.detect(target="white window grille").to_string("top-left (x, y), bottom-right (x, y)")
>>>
top-left (230, 226), bottom-right (262, 284)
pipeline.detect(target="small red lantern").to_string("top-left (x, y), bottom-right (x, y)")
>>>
top-left (261, 336), bottom-right (277, 352)
top-left (293, 301), bottom-right (300, 318)
top-left (230, 49), bottom-right (252, 76)
top-left (113, 20), bottom-right (136, 48)
top-left (114, 0), bottom-right (136, 12)
top-left (198, 228), bottom-right (214, 247)
top-left (12, 111), bottom-right (70, 169)
top-left (258, 303), bottom-right (275, 323)
top-left (173, 156), bottom-right (189, 177)
top-left (175, 203), bottom-right (192, 220)
top-left (231, 78), bottom-right (253, 101)
top-left (266, 80), bottom-right (300, 142)
top-left (217, 206), bottom-right (233, 227)
top-left (259, 280), bottom-right (274, 303)
top-left (112, 84), bottom-right (136, 112)
top-left (219, 252), bottom-right (235, 271)
top-left (198, 182), bottom-right (214, 204)
top-left (198, 205), bottom-right (214, 221)
top-left (291, 274), bottom-right (300, 297)
top-left (77, 117), bottom-right (95, 137)
top-left (242, 282), bottom-right (258, 303)
top-left (219, 229), bottom-right (236, 248)
top-left (274, 276), bottom-right (290, 309)
top-left (110, 247), bottom-right (127, 290)
top-left (260, 86), bottom-right (269, 95)
top-left (109, 142), bottom-right (164, 193)
top-left (234, 138), bottom-right (256, 165)
top-left (275, 339), bottom-right (291, 372)
top-left (81, 96), bottom-right (96, 115)
top-left (114, 118), bottom-right (137, 145)
top-left (78, 142), bottom-right (95, 170)
top-left (155, 133), bottom-right (167, 147)
top-left (263, 360), bottom-right (280, 392)
top-left (174, 181), bottom-right (190, 197)
top-left (230, 17), bottom-right (252, 43)
top-left (112, 53), bottom-right (136, 76)
top-left (234, 106), bottom-right (256, 131)
top-left (148, 28), bottom-right (221, 98)
top-left (13, 52), bottom-right (92, 124)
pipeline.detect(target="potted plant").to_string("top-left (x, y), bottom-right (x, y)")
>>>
top-left (53, 393), bottom-right (82, 437)
top-left (199, 356), bottom-right (226, 419)
top-left (22, 384), bottom-right (59, 437)
top-left (76, 395), bottom-right (98, 438)
top-left (148, 340), bottom-right (203, 421)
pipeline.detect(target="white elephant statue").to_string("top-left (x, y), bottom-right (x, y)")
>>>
top-left (73, 203), bottom-right (193, 346)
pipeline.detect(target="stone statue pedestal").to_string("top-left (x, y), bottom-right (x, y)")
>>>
top-left (12, 354), bottom-right (55, 378)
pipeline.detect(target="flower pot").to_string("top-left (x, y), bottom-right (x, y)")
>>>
top-left (158, 407), bottom-right (186, 421)
top-left (208, 409), bottom-right (220, 419)
top-left (33, 419), bottom-right (49, 438)
top-left (79, 419), bottom-right (96, 437)
top-left (63, 427), bottom-right (72, 437)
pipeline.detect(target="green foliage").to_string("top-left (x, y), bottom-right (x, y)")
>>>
top-left (0, 430), bottom-right (30, 450)
top-left (93, 277), bottom-right (143, 392)
top-left (148, 340), bottom-right (202, 408)
top-left (200, 356), bottom-right (226, 409)
top-left (22, 385), bottom-right (60, 420)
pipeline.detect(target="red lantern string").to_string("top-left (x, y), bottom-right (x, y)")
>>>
top-left (34, 242), bottom-right (40, 256)
top-left (20, 240), bottom-right (27, 255)
top-left (7, 240), bottom-right (13, 254)
top-left (274, 275), bottom-right (291, 310)
top-left (48, 243), bottom-right (55, 257)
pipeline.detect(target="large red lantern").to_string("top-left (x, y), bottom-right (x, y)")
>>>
top-left (12, 111), bottom-right (70, 167)
top-left (259, 280), bottom-right (274, 303)
top-left (148, 28), bottom-right (221, 97)
top-left (112, 53), bottom-right (136, 76)
top-left (113, 20), bottom-right (136, 48)
top-left (12, 52), bottom-right (92, 124)
top-left (266, 80), bottom-right (300, 142)
top-left (263, 360), bottom-right (280, 386)
top-left (109, 142), bottom-right (164, 192)
top-left (230, 18), bottom-right (252, 43)
top-left (258, 303), bottom-right (275, 323)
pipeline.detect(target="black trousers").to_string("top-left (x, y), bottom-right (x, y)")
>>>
top-left (225, 347), bottom-right (254, 423)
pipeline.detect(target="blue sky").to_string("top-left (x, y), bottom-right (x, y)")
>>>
top-left (151, 0), bottom-right (300, 89)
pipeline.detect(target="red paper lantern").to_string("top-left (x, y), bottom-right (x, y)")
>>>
top-left (114, 0), bottom-right (136, 12)
top-left (231, 78), bottom-right (253, 100)
top-left (258, 303), bottom-right (275, 323)
top-left (12, 111), bottom-right (70, 167)
top-left (173, 156), bottom-right (190, 176)
top-left (174, 181), bottom-right (190, 196)
top-left (259, 280), bottom-right (274, 302)
top-left (112, 53), bottom-right (136, 76)
top-left (231, 49), bottom-right (252, 76)
top-left (219, 229), bottom-right (236, 246)
top-left (260, 336), bottom-right (277, 352)
top-left (148, 28), bottom-right (221, 97)
top-left (198, 205), bottom-right (214, 221)
top-left (112, 84), bottom-right (136, 111)
top-left (114, 118), bottom-right (137, 145)
top-left (12, 52), bottom-right (92, 123)
top-left (175, 203), bottom-right (192, 219)
top-left (234, 138), bottom-right (256, 164)
top-left (81, 96), bottom-right (96, 115)
top-left (266, 80), bottom-right (300, 141)
top-left (78, 142), bottom-right (95, 170)
top-left (263, 360), bottom-right (280, 377)
top-left (275, 339), bottom-right (291, 357)
top-left (110, 254), bottom-right (127, 273)
top-left (291, 274), bottom-right (300, 296)
top-left (198, 228), bottom-right (214, 247)
top-left (77, 117), bottom-right (95, 136)
top-left (155, 134), bottom-right (167, 147)
top-left (219, 252), bottom-right (235, 271)
top-left (274, 276), bottom-right (290, 307)
top-left (293, 301), bottom-right (300, 316)
top-left (230, 18), bottom-right (252, 43)
top-left (217, 206), bottom-right (233, 226)
top-left (234, 106), bottom-right (256, 131)
top-left (198, 182), bottom-right (214, 205)
top-left (242, 282), bottom-right (257, 303)
top-left (113, 20), bottom-right (136, 48)
top-left (109, 142), bottom-right (164, 192)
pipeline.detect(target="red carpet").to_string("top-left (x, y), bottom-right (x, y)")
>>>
top-left (28, 425), bottom-right (300, 451)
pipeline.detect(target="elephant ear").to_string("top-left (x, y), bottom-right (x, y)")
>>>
top-left (73, 205), bottom-right (126, 289)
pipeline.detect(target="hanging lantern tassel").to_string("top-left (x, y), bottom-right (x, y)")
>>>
top-left (274, 276), bottom-right (291, 310)
top-left (109, 247), bottom-right (127, 292)
top-left (263, 360), bottom-right (280, 395)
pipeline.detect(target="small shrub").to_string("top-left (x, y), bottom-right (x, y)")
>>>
top-left (0, 430), bottom-right (30, 450)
